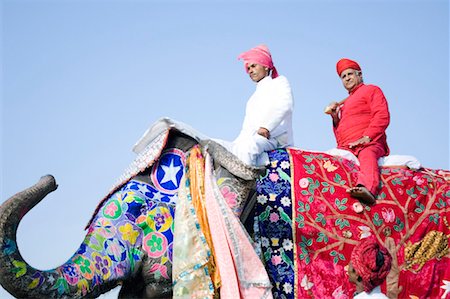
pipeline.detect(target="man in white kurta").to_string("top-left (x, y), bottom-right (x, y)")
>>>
top-left (217, 44), bottom-right (294, 166)
top-left (232, 73), bottom-right (293, 166)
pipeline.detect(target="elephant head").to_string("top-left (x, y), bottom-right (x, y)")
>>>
top-left (0, 129), bottom-right (263, 298)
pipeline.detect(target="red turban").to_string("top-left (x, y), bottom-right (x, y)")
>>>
top-left (336, 58), bottom-right (361, 76)
top-left (238, 44), bottom-right (279, 79)
top-left (351, 238), bottom-right (392, 293)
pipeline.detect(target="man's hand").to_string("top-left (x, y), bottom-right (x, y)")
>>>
top-left (325, 102), bottom-right (340, 116)
top-left (326, 102), bottom-right (341, 127)
top-left (348, 136), bottom-right (371, 149)
top-left (257, 127), bottom-right (270, 139)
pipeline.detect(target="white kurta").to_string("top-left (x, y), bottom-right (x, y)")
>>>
top-left (226, 75), bottom-right (294, 166)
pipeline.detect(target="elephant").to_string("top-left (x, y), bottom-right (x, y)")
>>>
top-left (2, 117), bottom-right (449, 299)
top-left (0, 118), bottom-right (263, 298)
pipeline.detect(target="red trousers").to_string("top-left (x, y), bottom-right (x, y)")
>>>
top-left (351, 143), bottom-right (386, 196)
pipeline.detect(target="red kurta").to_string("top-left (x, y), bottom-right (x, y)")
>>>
top-left (333, 83), bottom-right (390, 194)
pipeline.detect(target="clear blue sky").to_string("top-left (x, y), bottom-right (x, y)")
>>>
top-left (1, 0), bottom-right (448, 298)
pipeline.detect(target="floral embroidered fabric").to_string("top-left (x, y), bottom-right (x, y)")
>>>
top-left (255, 149), bottom-right (295, 298)
top-left (256, 148), bottom-right (450, 298)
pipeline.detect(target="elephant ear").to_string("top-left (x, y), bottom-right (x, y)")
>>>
top-left (199, 139), bottom-right (265, 181)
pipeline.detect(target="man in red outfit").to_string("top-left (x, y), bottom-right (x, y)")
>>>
top-left (327, 58), bottom-right (390, 204)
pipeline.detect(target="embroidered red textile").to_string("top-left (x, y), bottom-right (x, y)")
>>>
top-left (289, 148), bottom-right (450, 298)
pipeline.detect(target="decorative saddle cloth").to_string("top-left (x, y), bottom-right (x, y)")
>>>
top-left (255, 148), bottom-right (450, 299)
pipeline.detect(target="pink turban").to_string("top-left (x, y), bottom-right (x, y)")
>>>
top-left (351, 238), bottom-right (392, 293)
top-left (336, 58), bottom-right (361, 76)
top-left (238, 44), bottom-right (279, 79)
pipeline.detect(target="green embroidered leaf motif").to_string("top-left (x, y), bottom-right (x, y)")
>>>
top-left (303, 154), bottom-right (314, 163)
top-left (372, 213), bottom-right (383, 227)
top-left (264, 250), bottom-right (271, 262)
top-left (406, 187), bottom-right (414, 196)
top-left (335, 198), bottom-right (348, 211)
top-left (391, 178), bottom-right (403, 186)
top-left (321, 182), bottom-right (330, 187)
top-left (435, 198), bottom-right (446, 209)
top-left (298, 202), bottom-right (306, 213)
top-left (329, 185), bottom-right (336, 194)
top-left (333, 173), bottom-right (346, 186)
top-left (305, 203), bottom-right (311, 212)
top-left (303, 164), bottom-right (316, 174)
top-left (429, 213), bottom-right (440, 225)
top-left (305, 255), bottom-right (311, 264)
top-left (315, 213), bottom-right (326, 226)
top-left (300, 235), bottom-right (313, 247)
top-left (414, 201), bottom-right (425, 213)
top-left (308, 196), bottom-right (315, 203)
top-left (296, 214), bottom-right (305, 228)
top-left (335, 218), bottom-right (350, 230)
top-left (333, 173), bottom-right (342, 184)
top-left (316, 232), bottom-right (329, 243)
top-left (406, 187), bottom-right (418, 199)
top-left (322, 187), bottom-right (329, 193)
top-left (417, 186), bottom-right (429, 196)
top-left (301, 190), bottom-right (309, 196)
top-left (303, 164), bottom-right (311, 174)
top-left (298, 243), bottom-right (311, 265)
top-left (393, 217), bottom-right (405, 232)
top-left (330, 250), bottom-right (345, 264)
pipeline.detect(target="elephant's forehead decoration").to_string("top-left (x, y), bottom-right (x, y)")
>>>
top-left (151, 148), bottom-right (186, 195)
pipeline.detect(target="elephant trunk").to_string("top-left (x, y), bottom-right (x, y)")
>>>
top-left (0, 175), bottom-right (59, 297)
top-left (0, 175), bottom-right (120, 298)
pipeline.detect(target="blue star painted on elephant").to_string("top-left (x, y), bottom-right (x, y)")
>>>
top-left (151, 149), bottom-right (185, 195)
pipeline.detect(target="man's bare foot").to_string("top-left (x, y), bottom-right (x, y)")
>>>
top-left (347, 185), bottom-right (376, 205)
